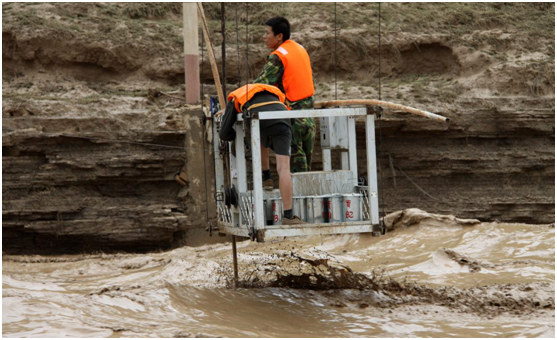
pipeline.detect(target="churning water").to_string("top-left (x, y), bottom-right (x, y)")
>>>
top-left (3, 211), bottom-right (555, 337)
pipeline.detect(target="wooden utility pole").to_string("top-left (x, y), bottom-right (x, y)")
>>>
top-left (183, 3), bottom-right (200, 104)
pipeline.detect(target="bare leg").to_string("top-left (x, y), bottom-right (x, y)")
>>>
top-left (261, 145), bottom-right (270, 171)
top-left (276, 154), bottom-right (292, 210)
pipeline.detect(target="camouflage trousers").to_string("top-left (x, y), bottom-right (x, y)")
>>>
top-left (290, 117), bottom-right (316, 173)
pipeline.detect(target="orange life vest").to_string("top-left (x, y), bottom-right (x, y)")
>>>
top-left (271, 40), bottom-right (315, 102)
top-left (227, 84), bottom-right (286, 112)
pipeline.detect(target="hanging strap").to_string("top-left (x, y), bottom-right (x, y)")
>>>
top-left (243, 101), bottom-right (288, 112)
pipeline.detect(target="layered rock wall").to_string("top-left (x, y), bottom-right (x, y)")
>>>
top-left (2, 107), bottom-right (209, 254)
top-left (354, 97), bottom-right (554, 223)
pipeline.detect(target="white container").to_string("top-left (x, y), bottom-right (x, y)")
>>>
top-left (269, 198), bottom-right (282, 225)
top-left (306, 195), bottom-right (327, 223)
top-left (264, 199), bottom-right (273, 225)
top-left (342, 193), bottom-right (362, 221)
top-left (327, 194), bottom-right (343, 223)
top-left (292, 196), bottom-right (307, 222)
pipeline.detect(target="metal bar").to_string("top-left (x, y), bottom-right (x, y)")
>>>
top-left (213, 120), bottom-right (224, 200)
top-left (263, 220), bottom-right (372, 230)
top-left (365, 114), bottom-right (380, 225)
top-left (240, 107), bottom-right (367, 120)
top-left (348, 117), bottom-right (358, 186)
top-left (232, 235), bottom-right (238, 289)
top-left (224, 222), bottom-right (373, 239)
top-left (223, 225), bottom-right (251, 238)
top-left (229, 136), bottom-right (236, 184)
top-left (235, 125), bottom-right (247, 193)
top-left (250, 118), bottom-right (265, 231)
top-left (228, 133), bottom-right (239, 228)
top-left (336, 116), bottom-right (349, 148)
top-left (341, 152), bottom-right (349, 170)
top-left (260, 223), bottom-right (374, 240)
top-left (322, 149), bottom-right (332, 171)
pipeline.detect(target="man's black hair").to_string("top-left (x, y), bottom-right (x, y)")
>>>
top-left (265, 16), bottom-right (290, 41)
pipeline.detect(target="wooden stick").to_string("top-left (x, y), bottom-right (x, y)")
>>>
top-left (197, 2), bottom-right (226, 109)
top-left (314, 99), bottom-right (449, 123)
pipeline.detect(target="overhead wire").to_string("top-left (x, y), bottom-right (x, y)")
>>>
top-left (376, 2), bottom-right (386, 234)
top-left (245, 2), bottom-right (249, 103)
top-left (334, 2), bottom-right (338, 100)
top-left (219, 3), bottom-right (228, 101)
top-left (200, 17), bottom-right (211, 225)
top-left (378, 3), bottom-right (382, 101)
top-left (236, 3), bottom-right (240, 88)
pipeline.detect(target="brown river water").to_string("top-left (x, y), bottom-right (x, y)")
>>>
top-left (2, 210), bottom-right (555, 337)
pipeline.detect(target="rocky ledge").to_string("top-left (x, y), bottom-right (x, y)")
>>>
top-left (2, 96), bottom-right (208, 254)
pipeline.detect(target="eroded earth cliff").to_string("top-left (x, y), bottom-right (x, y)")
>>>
top-left (2, 3), bottom-right (554, 253)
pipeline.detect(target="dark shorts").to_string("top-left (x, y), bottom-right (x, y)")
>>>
top-left (261, 123), bottom-right (291, 156)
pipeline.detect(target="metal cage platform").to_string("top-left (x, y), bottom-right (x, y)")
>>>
top-left (212, 107), bottom-right (380, 242)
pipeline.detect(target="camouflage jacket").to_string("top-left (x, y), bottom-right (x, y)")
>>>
top-left (254, 54), bottom-right (314, 110)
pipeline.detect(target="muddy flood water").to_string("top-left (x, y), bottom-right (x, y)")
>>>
top-left (2, 210), bottom-right (555, 337)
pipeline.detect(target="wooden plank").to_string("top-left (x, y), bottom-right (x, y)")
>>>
top-left (197, 2), bottom-right (226, 109)
top-left (315, 99), bottom-right (449, 122)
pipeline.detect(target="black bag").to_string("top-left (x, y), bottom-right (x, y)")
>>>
top-left (219, 100), bottom-right (237, 141)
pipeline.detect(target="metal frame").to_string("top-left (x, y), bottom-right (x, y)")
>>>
top-left (215, 107), bottom-right (379, 241)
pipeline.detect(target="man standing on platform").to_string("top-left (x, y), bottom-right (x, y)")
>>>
top-left (254, 16), bottom-right (316, 185)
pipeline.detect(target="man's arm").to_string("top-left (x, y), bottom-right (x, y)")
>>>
top-left (254, 54), bottom-right (285, 93)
